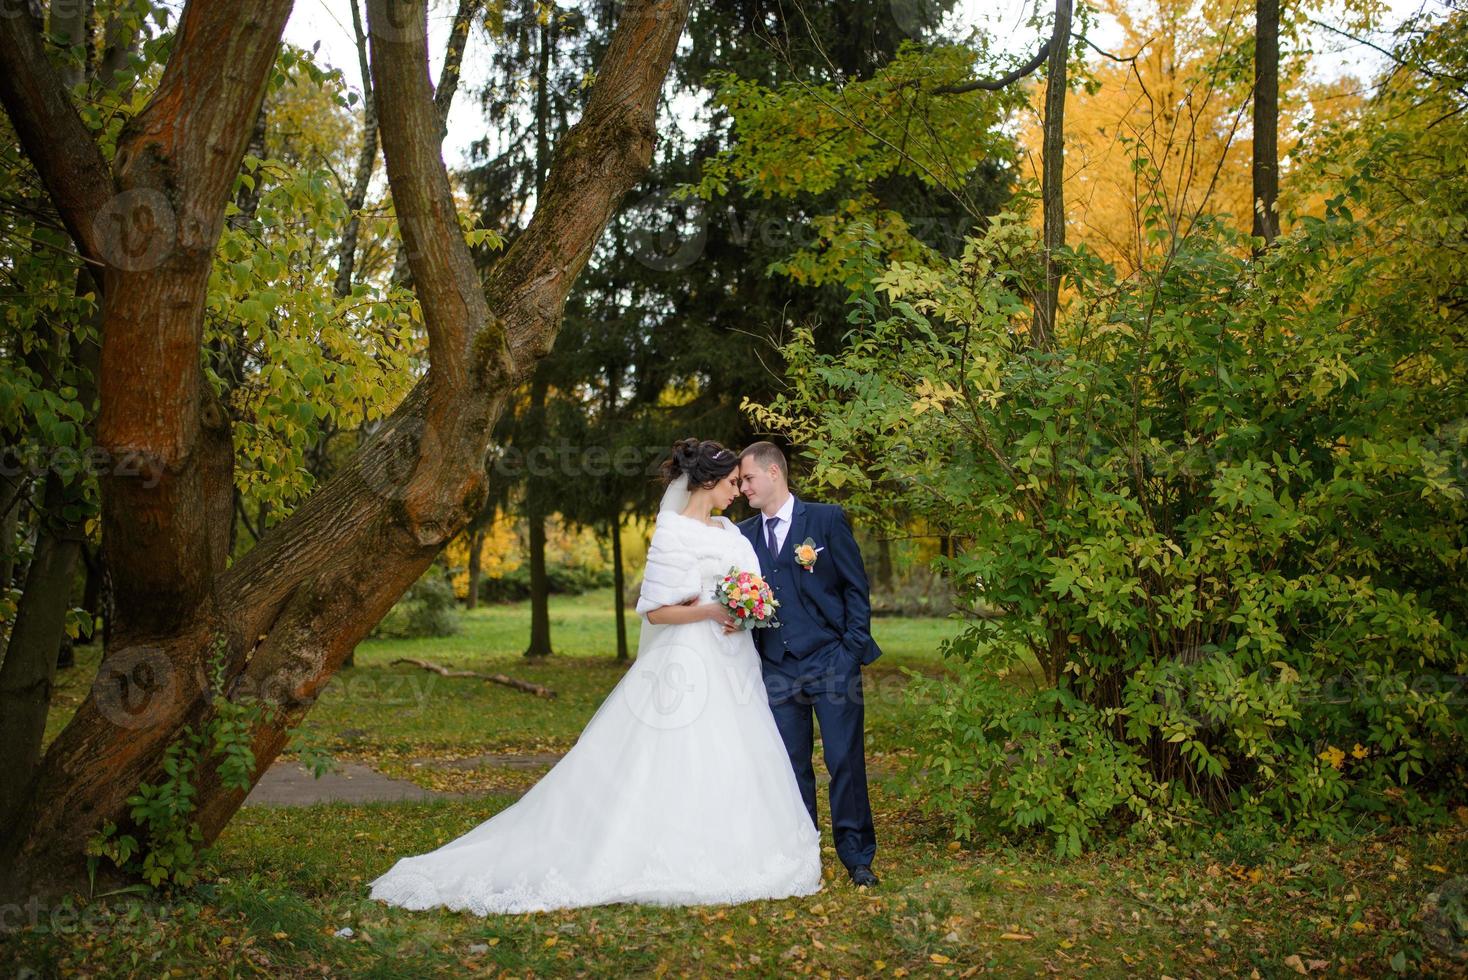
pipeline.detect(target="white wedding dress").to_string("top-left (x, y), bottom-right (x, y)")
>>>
top-left (367, 504), bottom-right (823, 915)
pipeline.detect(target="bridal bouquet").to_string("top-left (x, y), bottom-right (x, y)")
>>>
top-left (714, 567), bottom-right (781, 630)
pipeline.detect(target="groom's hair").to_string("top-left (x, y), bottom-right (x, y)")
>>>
top-left (739, 441), bottom-right (788, 481)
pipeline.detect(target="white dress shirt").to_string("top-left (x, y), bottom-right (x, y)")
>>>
top-left (762, 492), bottom-right (796, 555)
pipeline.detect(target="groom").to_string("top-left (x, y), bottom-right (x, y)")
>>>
top-left (736, 442), bottom-right (881, 888)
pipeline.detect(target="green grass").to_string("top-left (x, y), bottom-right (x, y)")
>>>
top-left (11, 589), bottom-right (1467, 977)
top-left (281, 591), bottom-right (961, 785)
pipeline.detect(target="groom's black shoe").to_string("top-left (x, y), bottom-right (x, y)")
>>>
top-left (849, 865), bottom-right (879, 888)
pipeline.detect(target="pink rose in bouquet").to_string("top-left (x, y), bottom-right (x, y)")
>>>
top-left (714, 567), bottom-right (781, 630)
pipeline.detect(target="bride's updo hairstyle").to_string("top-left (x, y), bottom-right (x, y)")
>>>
top-left (659, 437), bottom-right (739, 490)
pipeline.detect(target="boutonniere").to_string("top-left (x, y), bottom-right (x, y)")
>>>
top-left (793, 537), bottom-right (824, 573)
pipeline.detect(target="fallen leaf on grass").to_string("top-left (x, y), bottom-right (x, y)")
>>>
top-left (1000, 932), bottom-right (1034, 941)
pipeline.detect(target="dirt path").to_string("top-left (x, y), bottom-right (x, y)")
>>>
top-left (243, 761), bottom-right (444, 807)
top-left (242, 751), bottom-right (570, 807)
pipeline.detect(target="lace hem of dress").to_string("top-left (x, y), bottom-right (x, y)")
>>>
top-left (367, 845), bottom-right (823, 916)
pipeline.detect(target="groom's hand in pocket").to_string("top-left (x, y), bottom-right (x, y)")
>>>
top-left (829, 638), bottom-right (860, 673)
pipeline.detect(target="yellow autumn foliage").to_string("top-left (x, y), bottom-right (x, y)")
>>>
top-left (1017, 0), bottom-right (1365, 277)
top-left (445, 512), bottom-right (658, 601)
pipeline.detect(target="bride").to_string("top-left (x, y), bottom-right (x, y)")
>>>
top-left (367, 438), bottom-right (823, 914)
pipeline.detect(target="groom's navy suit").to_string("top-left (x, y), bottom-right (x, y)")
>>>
top-left (739, 495), bottom-right (879, 872)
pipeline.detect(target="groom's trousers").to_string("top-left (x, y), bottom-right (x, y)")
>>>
top-left (760, 639), bottom-right (877, 872)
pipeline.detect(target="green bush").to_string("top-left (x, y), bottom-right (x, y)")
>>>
top-left (869, 565), bottom-right (961, 618)
top-left (372, 568), bottom-right (460, 639)
top-left (477, 563), bottom-right (614, 604)
top-left (750, 79), bottom-right (1467, 852)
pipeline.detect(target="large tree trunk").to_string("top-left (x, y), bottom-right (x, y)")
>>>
top-left (1252, 0), bottom-right (1280, 246)
top-left (0, 473), bottom-right (19, 593)
top-left (466, 525), bottom-right (483, 610)
top-left (521, 13), bottom-right (560, 660)
top-left (79, 543), bottom-right (103, 644)
top-left (0, 472), bottom-right (84, 828)
top-left (0, 0), bottom-right (691, 896)
top-left (611, 511), bottom-right (628, 660)
top-left (0, 252), bottom-right (103, 829)
top-left (1033, 0), bottom-right (1072, 345)
top-left (875, 536), bottom-right (893, 590)
top-left (524, 373), bottom-right (553, 659)
top-left (0, 0), bottom-right (117, 724)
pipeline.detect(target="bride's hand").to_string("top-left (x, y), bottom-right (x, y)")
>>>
top-left (701, 601), bottom-right (737, 632)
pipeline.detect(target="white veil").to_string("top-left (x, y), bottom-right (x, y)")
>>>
top-left (657, 474), bottom-right (692, 517)
top-left (631, 474), bottom-right (696, 662)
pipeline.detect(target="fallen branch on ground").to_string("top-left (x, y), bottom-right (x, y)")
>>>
top-left (392, 658), bottom-right (557, 699)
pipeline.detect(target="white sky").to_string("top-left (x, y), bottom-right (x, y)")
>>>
top-left (281, 0), bottom-right (1435, 171)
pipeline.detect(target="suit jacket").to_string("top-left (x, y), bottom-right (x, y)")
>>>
top-left (738, 495), bottom-right (883, 667)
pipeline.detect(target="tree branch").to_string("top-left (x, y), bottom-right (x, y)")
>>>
top-left (434, 0), bottom-right (480, 136)
top-left (333, 0), bottom-right (380, 298)
top-left (1034, 0), bottom-right (1073, 345)
top-left (393, 658), bottom-right (556, 698)
top-left (368, 0), bottom-right (483, 394)
top-left (1306, 17), bottom-right (1468, 86)
top-left (1083, 36), bottom-right (1147, 65)
top-left (935, 39), bottom-right (1052, 94)
top-left (0, 0), bottom-right (114, 268)
top-left (387, 0), bottom-right (481, 288)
